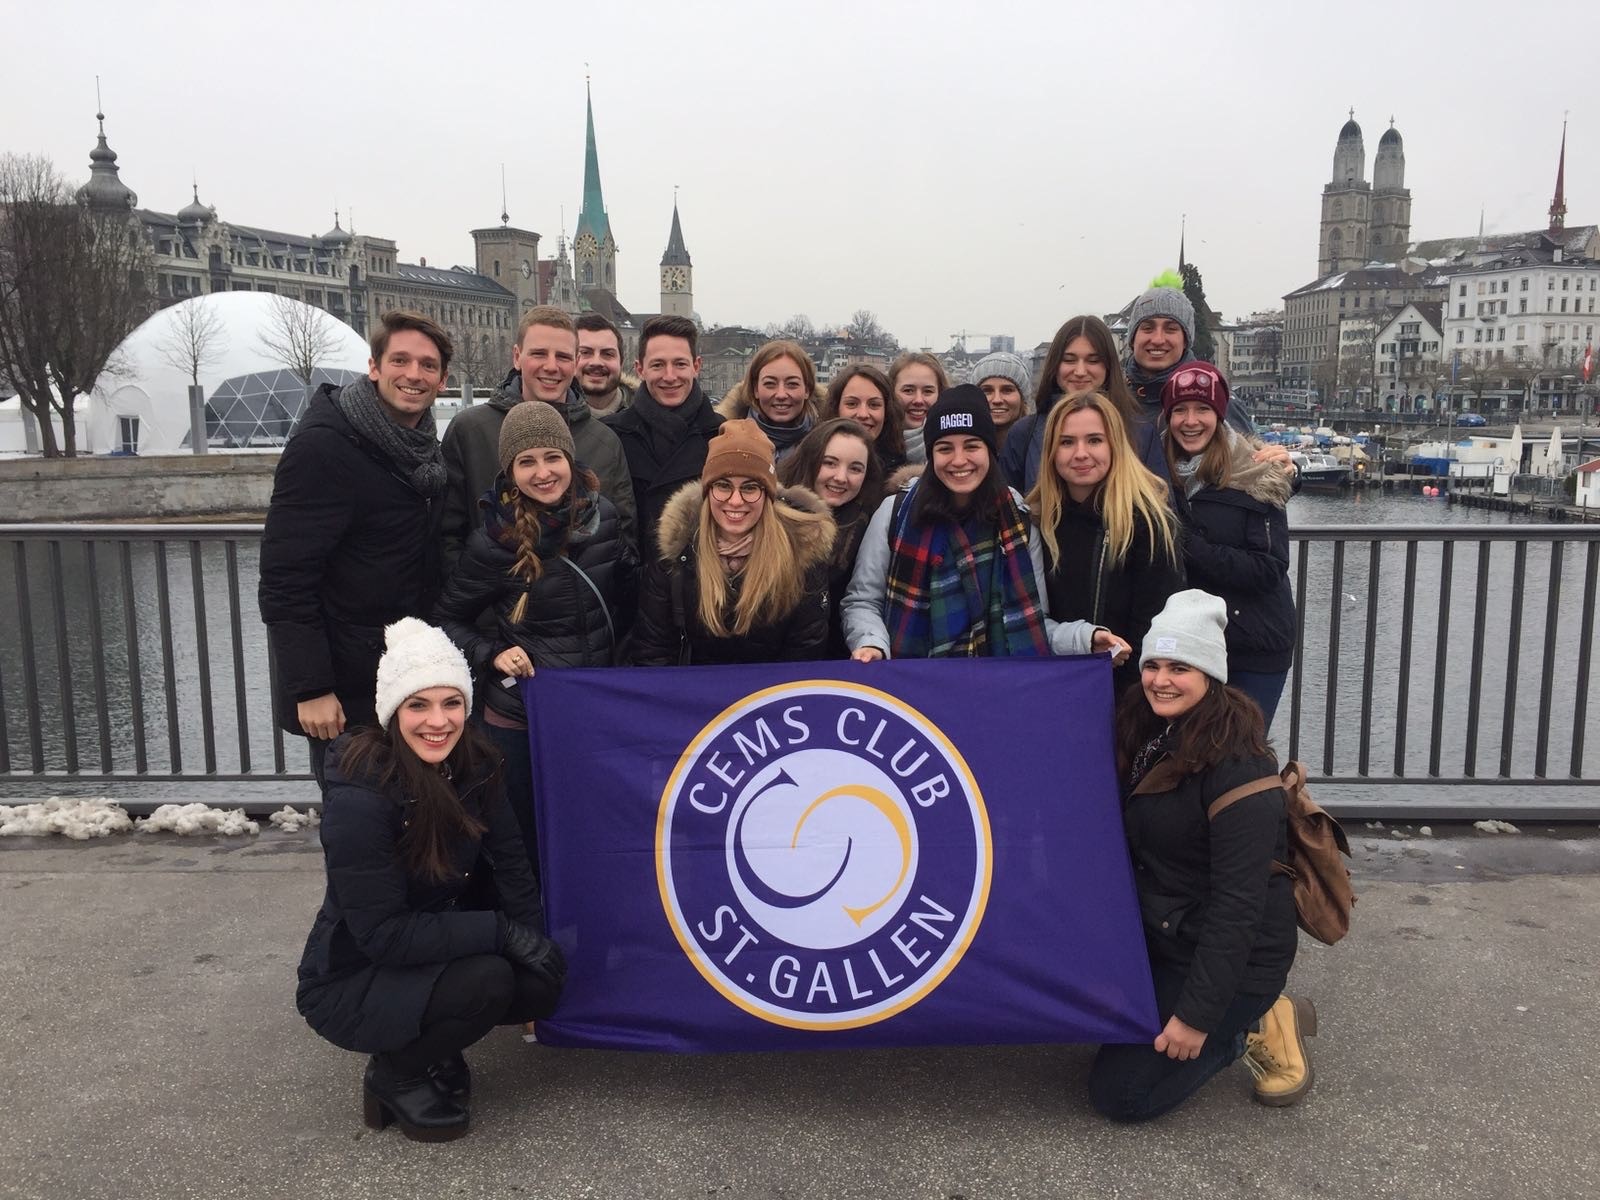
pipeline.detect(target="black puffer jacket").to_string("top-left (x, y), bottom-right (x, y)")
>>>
top-left (1042, 496), bottom-right (1186, 698)
top-left (1172, 429), bottom-right (1296, 674)
top-left (434, 480), bottom-right (633, 722)
top-left (630, 481), bottom-right (836, 666)
top-left (1123, 749), bottom-right (1297, 1033)
top-left (259, 385), bottom-right (443, 735)
top-left (295, 738), bottom-right (543, 1054)
top-left (824, 498), bottom-right (872, 658)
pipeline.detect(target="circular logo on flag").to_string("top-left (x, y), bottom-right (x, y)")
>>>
top-left (656, 681), bottom-right (991, 1029)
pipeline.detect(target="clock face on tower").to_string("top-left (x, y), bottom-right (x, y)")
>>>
top-left (520, 260), bottom-right (532, 279)
top-left (664, 267), bottom-right (687, 290)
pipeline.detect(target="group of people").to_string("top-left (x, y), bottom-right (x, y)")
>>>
top-left (259, 281), bottom-right (1312, 1141)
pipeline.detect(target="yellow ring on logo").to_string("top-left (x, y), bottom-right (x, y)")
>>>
top-left (655, 679), bottom-right (992, 1030)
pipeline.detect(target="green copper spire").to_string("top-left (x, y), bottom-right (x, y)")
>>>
top-left (576, 81), bottom-right (613, 248)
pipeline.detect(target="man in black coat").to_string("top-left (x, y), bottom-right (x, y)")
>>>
top-left (258, 310), bottom-right (454, 785)
top-left (603, 314), bottom-right (723, 549)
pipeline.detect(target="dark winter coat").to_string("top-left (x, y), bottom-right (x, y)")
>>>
top-left (295, 738), bottom-right (543, 1054)
top-left (259, 386), bottom-right (444, 736)
top-left (1173, 430), bottom-right (1296, 674)
top-left (1042, 497), bottom-right (1186, 698)
top-left (824, 497), bottom-right (872, 658)
top-left (1123, 749), bottom-right (1297, 1033)
top-left (434, 484), bottom-right (633, 723)
top-left (630, 482), bottom-right (836, 666)
top-left (440, 375), bottom-right (636, 569)
top-left (603, 381), bottom-right (724, 547)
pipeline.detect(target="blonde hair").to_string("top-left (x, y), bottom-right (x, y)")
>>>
top-left (693, 495), bottom-right (805, 638)
top-left (1027, 392), bottom-right (1178, 570)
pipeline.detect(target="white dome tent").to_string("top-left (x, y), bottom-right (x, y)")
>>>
top-left (88, 293), bottom-right (371, 455)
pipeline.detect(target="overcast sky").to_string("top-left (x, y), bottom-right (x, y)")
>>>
top-left (10, 0), bottom-right (1594, 353)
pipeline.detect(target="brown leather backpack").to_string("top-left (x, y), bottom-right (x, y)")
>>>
top-left (1207, 760), bottom-right (1356, 945)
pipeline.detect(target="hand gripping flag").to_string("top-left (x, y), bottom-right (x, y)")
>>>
top-left (524, 657), bottom-right (1158, 1052)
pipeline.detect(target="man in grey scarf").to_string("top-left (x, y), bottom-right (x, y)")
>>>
top-left (259, 310), bottom-right (452, 787)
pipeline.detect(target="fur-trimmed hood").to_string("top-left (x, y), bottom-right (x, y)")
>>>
top-left (654, 480), bottom-right (838, 568)
top-left (884, 464), bottom-right (923, 493)
top-left (1218, 427), bottom-right (1294, 507)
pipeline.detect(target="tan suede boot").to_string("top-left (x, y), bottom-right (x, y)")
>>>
top-left (1244, 994), bottom-right (1317, 1106)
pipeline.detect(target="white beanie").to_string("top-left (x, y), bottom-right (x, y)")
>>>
top-left (373, 618), bottom-right (474, 730)
top-left (1140, 590), bottom-right (1230, 684)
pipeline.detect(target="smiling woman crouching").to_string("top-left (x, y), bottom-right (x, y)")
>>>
top-left (1089, 590), bottom-right (1312, 1121)
top-left (296, 619), bottom-right (565, 1143)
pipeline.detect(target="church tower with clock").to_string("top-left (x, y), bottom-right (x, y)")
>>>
top-left (659, 200), bottom-right (693, 318)
top-left (573, 82), bottom-right (618, 294)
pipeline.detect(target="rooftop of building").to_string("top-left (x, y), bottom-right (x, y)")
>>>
top-left (392, 261), bottom-right (513, 297)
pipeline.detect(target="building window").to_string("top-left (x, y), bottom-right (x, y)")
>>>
top-left (1458, 304), bottom-right (1466, 318)
top-left (118, 416), bottom-right (139, 455)
top-left (1459, 284), bottom-right (1467, 298)
top-left (1520, 298), bottom-right (1528, 313)
top-left (1520, 278), bottom-right (1529, 291)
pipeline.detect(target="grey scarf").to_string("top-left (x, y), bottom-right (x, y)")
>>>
top-left (1172, 454), bottom-right (1205, 499)
top-left (335, 376), bottom-right (447, 497)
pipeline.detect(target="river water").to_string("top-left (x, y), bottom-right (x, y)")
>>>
top-left (0, 490), bottom-right (1594, 801)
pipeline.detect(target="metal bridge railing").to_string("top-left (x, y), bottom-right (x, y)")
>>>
top-left (1, 523), bottom-right (1597, 819)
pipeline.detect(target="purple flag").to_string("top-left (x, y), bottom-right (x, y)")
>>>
top-left (524, 658), bottom-right (1158, 1052)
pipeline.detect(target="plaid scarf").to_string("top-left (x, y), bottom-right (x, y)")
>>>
top-left (883, 478), bottom-right (1051, 659)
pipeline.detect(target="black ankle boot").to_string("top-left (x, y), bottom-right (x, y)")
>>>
top-left (362, 1055), bottom-right (470, 1142)
top-left (428, 1052), bottom-right (471, 1102)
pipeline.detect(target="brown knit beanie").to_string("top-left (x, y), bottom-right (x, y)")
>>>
top-left (499, 400), bottom-right (575, 474)
top-left (701, 418), bottom-right (778, 496)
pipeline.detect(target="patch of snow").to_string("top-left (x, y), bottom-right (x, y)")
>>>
top-left (0, 798), bottom-right (132, 839)
top-left (1389, 829), bottom-right (1413, 839)
top-left (267, 806), bottom-right (320, 833)
top-left (139, 803), bottom-right (258, 836)
top-left (1418, 826), bottom-right (1433, 837)
top-left (1472, 819), bottom-right (1520, 835)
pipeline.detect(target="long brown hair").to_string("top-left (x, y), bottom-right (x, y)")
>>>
top-left (779, 419), bottom-right (886, 566)
top-left (1027, 392), bottom-right (1179, 569)
top-left (823, 364), bottom-right (905, 463)
top-left (1114, 675), bottom-right (1271, 780)
top-left (505, 462), bottom-right (600, 624)
top-left (744, 340), bottom-right (818, 414)
top-left (1036, 315), bottom-right (1138, 424)
top-left (1163, 415), bottom-right (1233, 490)
top-left (335, 716), bottom-right (498, 884)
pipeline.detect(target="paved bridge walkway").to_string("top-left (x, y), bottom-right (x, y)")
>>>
top-left (2, 826), bottom-right (1595, 1200)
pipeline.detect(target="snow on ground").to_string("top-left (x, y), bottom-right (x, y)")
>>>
top-left (267, 806), bottom-right (319, 832)
top-left (1473, 819), bottom-right (1521, 834)
top-left (0, 798), bottom-right (133, 839)
top-left (139, 803), bottom-right (259, 836)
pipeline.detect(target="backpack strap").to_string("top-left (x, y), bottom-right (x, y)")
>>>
top-left (1208, 773), bottom-right (1296, 878)
top-left (1205, 774), bottom-right (1283, 820)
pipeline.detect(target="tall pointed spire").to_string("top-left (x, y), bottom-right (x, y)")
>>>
top-left (575, 79), bottom-right (613, 248)
top-left (1549, 118), bottom-right (1568, 234)
top-left (500, 163), bottom-right (509, 227)
top-left (662, 194), bottom-right (691, 267)
top-left (1178, 213), bottom-right (1187, 272)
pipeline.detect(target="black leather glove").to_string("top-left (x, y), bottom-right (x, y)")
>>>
top-left (497, 914), bottom-right (568, 989)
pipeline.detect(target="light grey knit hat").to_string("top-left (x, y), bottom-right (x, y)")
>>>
top-left (1140, 589), bottom-right (1229, 684)
top-left (968, 351), bottom-right (1034, 414)
top-left (374, 618), bottom-right (474, 730)
top-left (1126, 286), bottom-right (1196, 355)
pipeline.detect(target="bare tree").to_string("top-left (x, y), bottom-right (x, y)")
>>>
top-left (0, 153), bottom-right (153, 456)
top-left (156, 297), bottom-right (227, 385)
top-left (776, 313), bottom-right (815, 341)
top-left (844, 308), bottom-right (898, 350)
top-left (257, 293), bottom-right (340, 384)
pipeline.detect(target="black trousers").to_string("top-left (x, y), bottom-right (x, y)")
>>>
top-left (383, 954), bottom-right (562, 1076)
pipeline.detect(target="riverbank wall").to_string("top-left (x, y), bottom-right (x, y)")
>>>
top-left (1, 454), bottom-right (277, 522)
